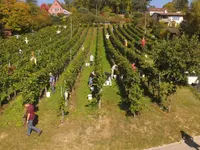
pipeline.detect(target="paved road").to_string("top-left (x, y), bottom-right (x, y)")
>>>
top-left (145, 136), bottom-right (200, 150)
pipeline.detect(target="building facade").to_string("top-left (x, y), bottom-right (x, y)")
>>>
top-left (148, 8), bottom-right (168, 16)
top-left (152, 12), bottom-right (184, 27)
top-left (48, 0), bottom-right (70, 16)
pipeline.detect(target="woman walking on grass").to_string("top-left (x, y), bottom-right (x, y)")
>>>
top-left (24, 102), bottom-right (42, 136)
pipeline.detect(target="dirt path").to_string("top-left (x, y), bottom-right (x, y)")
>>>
top-left (145, 136), bottom-right (200, 150)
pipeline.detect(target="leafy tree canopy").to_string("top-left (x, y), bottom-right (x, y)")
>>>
top-left (26, 0), bottom-right (37, 5)
top-left (70, 0), bottom-right (152, 14)
top-left (181, 0), bottom-right (200, 36)
top-left (163, 2), bottom-right (177, 12)
top-left (0, 1), bottom-right (52, 34)
top-left (173, 0), bottom-right (188, 12)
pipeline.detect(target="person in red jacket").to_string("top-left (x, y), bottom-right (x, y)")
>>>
top-left (141, 37), bottom-right (146, 48)
top-left (24, 103), bottom-right (42, 136)
top-left (132, 63), bottom-right (137, 72)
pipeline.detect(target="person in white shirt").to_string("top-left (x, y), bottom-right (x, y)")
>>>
top-left (64, 89), bottom-right (70, 106)
top-left (90, 54), bottom-right (94, 66)
top-left (111, 64), bottom-right (118, 79)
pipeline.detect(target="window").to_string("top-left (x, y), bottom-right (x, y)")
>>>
top-left (172, 16), bottom-right (179, 20)
top-left (54, 8), bottom-right (59, 12)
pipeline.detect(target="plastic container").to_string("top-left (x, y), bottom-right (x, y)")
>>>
top-left (90, 86), bottom-right (94, 91)
top-left (85, 63), bottom-right (90, 66)
top-left (87, 94), bottom-right (92, 100)
top-left (106, 80), bottom-right (110, 85)
top-left (46, 92), bottom-right (51, 98)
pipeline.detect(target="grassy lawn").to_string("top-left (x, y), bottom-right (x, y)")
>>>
top-left (0, 28), bottom-right (200, 150)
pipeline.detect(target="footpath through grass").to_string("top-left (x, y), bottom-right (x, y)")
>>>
top-left (69, 27), bottom-right (122, 116)
top-left (69, 27), bottom-right (97, 115)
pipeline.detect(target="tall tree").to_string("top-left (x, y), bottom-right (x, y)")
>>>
top-left (0, 2), bottom-right (32, 31)
top-left (132, 0), bottom-right (151, 12)
top-left (163, 2), bottom-right (177, 12)
top-left (181, 0), bottom-right (200, 36)
top-left (72, 0), bottom-right (89, 9)
top-left (26, 0), bottom-right (37, 5)
top-left (64, 0), bottom-right (71, 5)
top-left (40, 3), bottom-right (49, 11)
top-left (0, 0), bottom-right (52, 33)
top-left (173, 0), bottom-right (188, 12)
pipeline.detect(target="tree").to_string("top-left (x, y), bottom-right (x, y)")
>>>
top-left (173, 0), bottom-right (188, 12)
top-left (132, 0), bottom-right (151, 12)
top-left (152, 34), bottom-right (200, 111)
top-left (64, 0), bottom-right (71, 5)
top-left (0, 1), bottom-right (52, 34)
top-left (163, 2), bottom-right (177, 12)
top-left (1, 0), bottom-right (16, 4)
top-left (0, 2), bottom-right (32, 31)
top-left (40, 3), bottom-right (49, 12)
top-left (153, 34), bottom-right (200, 85)
top-left (26, 0), bottom-right (37, 5)
top-left (72, 0), bottom-right (89, 9)
top-left (181, 0), bottom-right (200, 36)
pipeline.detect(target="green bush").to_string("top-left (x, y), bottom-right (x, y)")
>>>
top-left (78, 7), bottom-right (89, 14)
top-left (124, 12), bottom-right (130, 18)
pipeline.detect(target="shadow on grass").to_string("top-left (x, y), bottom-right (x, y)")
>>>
top-left (85, 101), bottom-right (98, 108)
top-left (140, 80), bottom-right (158, 102)
top-left (180, 130), bottom-right (200, 150)
top-left (140, 80), bottom-right (170, 111)
top-left (116, 78), bottom-right (133, 117)
top-left (64, 111), bottom-right (69, 116)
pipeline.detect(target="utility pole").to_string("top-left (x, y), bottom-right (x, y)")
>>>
top-left (96, 0), bottom-right (98, 16)
top-left (144, 0), bottom-right (147, 34)
top-left (123, 1), bottom-right (125, 15)
top-left (70, 17), bottom-right (72, 39)
top-left (144, 11), bottom-right (147, 34)
top-left (70, 17), bottom-right (72, 61)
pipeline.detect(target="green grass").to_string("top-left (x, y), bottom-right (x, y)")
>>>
top-left (0, 95), bottom-right (24, 127)
top-left (69, 27), bottom-right (99, 115)
top-left (1, 28), bottom-right (200, 150)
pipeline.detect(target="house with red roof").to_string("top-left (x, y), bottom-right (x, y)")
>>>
top-left (48, 0), bottom-right (71, 16)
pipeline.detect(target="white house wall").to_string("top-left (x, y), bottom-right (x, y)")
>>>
top-left (167, 16), bottom-right (184, 24)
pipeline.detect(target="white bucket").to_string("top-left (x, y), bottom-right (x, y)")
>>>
top-left (85, 63), bottom-right (90, 66)
top-left (106, 80), bottom-right (110, 85)
top-left (90, 86), bottom-right (94, 91)
top-left (87, 94), bottom-right (92, 100)
top-left (46, 92), bottom-right (51, 98)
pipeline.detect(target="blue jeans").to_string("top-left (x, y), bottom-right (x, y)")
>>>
top-left (89, 77), bottom-right (93, 86)
top-left (50, 84), bottom-right (55, 93)
top-left (90, 61), bottom-right (93, 66)
top-left (27, 120), bottom-right (41, 135)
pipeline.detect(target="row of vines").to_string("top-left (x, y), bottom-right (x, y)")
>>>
top-left (105, 23), bottom-right (200, 114)
top-left (0, 24), bottom-right (88, 107)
